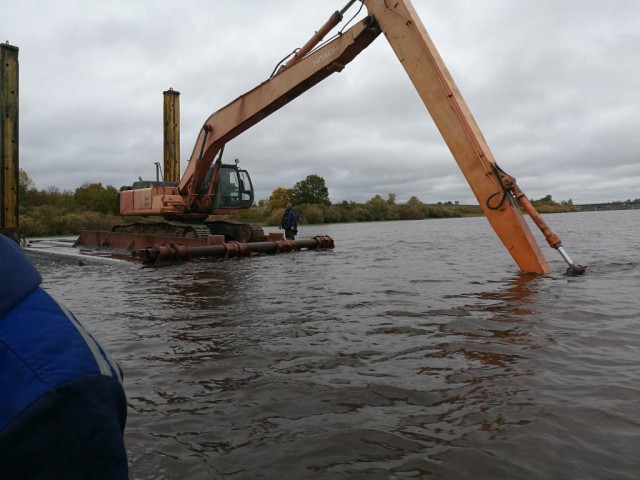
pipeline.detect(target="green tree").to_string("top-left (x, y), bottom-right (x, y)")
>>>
top-left (387, 193), bottom-right (397, 205)
top-left (365, 195), bottom-right (391, 221)
top-left (352, 207), bottom-right (373, 222)
top-left (268, 187), bottom-right (291, 211)
top-left (290, 174), bottom-right (330, 206)
top-left (266, 208), bottom-right (284, 226)
top-left (532, 194), bottom-right (555, 206)
top-left (398, 197), bottom-right (425, 219)
top-left (19, 169), bottom-right (34, 195)
top-left (74, 182), bottom-right (119, 214)
top-left (301, 205), bottom-right (324, 224)
top-left (323, 205), bottom-right (342, 223)
top-left (19, 169), bottom-right (37, 207)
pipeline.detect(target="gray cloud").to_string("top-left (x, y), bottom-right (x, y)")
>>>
top-left (4, 0), bottom-right (640, 205)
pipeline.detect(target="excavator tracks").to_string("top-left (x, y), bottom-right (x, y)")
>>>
top-left (206, 220), bottom-right (265, 243)
top-left (111, 221), bottom-right (210, 238)
top-left (111, 220), bottom-right (265, 242)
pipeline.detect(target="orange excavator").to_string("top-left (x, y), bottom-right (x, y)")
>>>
top-left (117, 0), bottom-right (584, 274)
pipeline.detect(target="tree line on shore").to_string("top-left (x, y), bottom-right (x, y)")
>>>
top-left (17, 170), bottom-right (577, 237)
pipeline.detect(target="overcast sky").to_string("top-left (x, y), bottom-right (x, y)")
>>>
top-left (3, 0), bottom-right (640, 205)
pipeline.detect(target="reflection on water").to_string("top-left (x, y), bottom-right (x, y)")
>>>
top-left (33, 211), bottom-right (640, 479)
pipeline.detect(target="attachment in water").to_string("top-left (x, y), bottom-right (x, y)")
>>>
top-left (489, 163), bottom-right (586, 275)
top-left (557, 246), bottom-right (587, 276)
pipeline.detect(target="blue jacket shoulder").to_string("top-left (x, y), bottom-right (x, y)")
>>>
top-left (0, 235), bottom-right (42, 317)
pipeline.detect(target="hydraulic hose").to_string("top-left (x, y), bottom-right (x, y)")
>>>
top-left (490, 163), bottom-right (586, 276)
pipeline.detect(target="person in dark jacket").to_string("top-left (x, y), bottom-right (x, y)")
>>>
top-left (0, 235), bottom-right (129, 479)
top-left (280, 202), bottom-right (298, 240)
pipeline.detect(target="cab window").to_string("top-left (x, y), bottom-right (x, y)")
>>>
top-left (219, 167), bottom-right (240, 208)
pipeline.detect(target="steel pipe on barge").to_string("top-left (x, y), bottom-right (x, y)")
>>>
top-left (135, 235), bottom-right (334, 265)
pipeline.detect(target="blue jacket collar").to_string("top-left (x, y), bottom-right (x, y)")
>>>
top-left (0, 235), bottom-right (42, 317)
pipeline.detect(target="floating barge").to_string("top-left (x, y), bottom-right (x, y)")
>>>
top-left (23, 231), bottom-right (335, 266)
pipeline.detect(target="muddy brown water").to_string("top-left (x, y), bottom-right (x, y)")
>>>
top-left (32, 210), bottom-right (640, 479)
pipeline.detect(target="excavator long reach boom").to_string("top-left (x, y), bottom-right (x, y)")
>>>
top-left (363, 0), bottom-right (551, 273)
top-left (179, 15), bottom-right (381, 211)
top-left (121, 0), bottom-right (568, 274)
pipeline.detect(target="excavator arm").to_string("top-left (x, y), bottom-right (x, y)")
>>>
top-left (362, 0), bottom-right (551, 273)
top-left (182, 0), bottom-right (550, 273)
top-left (123, 0), bottom-right (583, 274)
top-left (179, 14), bottom-right (382, 211)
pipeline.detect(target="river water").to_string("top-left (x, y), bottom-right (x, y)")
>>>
top-left (32, 210), bottom-right (640, 479)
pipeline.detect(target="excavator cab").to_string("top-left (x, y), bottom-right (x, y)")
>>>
top-left (205, 163), bottom-right (255, 214)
